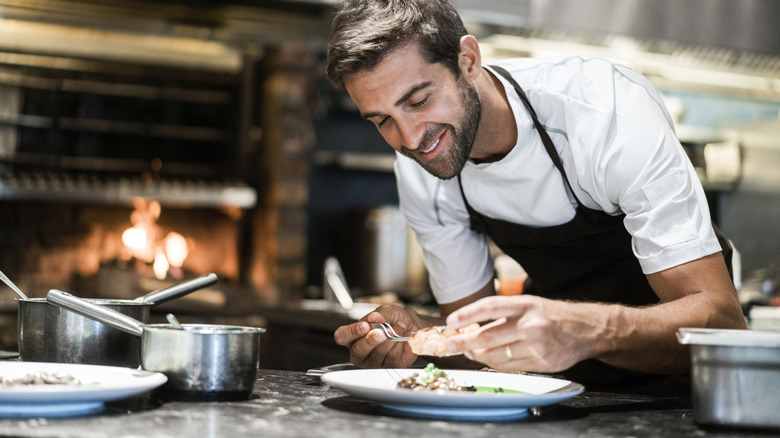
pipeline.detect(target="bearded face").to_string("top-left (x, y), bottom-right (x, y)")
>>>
top-left (398, 76), bottom-right (482, 180)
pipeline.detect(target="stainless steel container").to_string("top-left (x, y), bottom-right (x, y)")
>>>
top-left (357, 206), bottom-right (428, 298)
top-left (141, 324), bottom-right (261, 401)
top-left (47, 289), bottom-right (265, 401)
top-left (17, 273), bottom-right (218, 367)
top-left (677, 328), bottom-right (780, 430)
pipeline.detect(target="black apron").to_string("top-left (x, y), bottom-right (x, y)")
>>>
top-left (456, 65), bottom-right (733, 386)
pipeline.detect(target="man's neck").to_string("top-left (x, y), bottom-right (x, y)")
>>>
top-left (469, 67), bottom-right (518, 163)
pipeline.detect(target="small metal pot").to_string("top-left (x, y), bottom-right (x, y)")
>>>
top-left (47, 289), bottom-right (265, 401)
top-left (677, 327), bottom-right (780, 430)
top-left (18, 273), bottom-right (218, 367)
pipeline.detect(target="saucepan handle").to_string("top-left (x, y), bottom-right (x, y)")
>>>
top-left (135, 273), bottom-right (218, 305)
top-left (47, 289), bottom-right (145, 337)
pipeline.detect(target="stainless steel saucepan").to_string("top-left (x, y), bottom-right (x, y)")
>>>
top-left (47, 289), bottom-right (265, 401)
top-left (17, 273), bottom-right (218, 367)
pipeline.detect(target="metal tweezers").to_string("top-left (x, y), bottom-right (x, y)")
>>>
top-left (369, 322), bottom-right (410, 342)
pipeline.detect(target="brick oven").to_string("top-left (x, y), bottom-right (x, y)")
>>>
top-left (0, 1), bottom-right (326, 350)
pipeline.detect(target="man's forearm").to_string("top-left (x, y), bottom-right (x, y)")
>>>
top-left (594, 294), bottom-right (745, 373)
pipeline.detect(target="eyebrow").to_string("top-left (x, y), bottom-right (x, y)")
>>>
top-left (360, 81), bottom-right (433, 120)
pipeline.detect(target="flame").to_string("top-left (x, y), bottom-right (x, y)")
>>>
top-left (153, 248), bottom-right (169, 280)
top-left (122, 199), bottom-right (189, 280)
top-left (122, 226), bottom-right (147, 252)
top-left (163, 232), bottom-right (188, 268)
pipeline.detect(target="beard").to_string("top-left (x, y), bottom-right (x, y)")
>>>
top-left (399, 77), bottom-right (482, 180)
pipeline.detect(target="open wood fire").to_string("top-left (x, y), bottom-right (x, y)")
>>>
top-left (121, 199), bottom-right (190, 281)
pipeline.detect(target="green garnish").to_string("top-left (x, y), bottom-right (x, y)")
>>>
top-left (398, 363), bottom-right (528, 394)
top-left (473, 386), bottom-right (526, 394)
top-left (415, 363), bottom-right (445, 386)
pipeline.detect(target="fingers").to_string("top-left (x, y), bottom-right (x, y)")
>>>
top-left (378, 340), bottom-right (417, 368)
top-left (366, 305), bottom-right (411, 332)
top-left (333, 306), bottom-right (406, 348)
top-left (338, 322), bottom-right (392, 368)
top-left (447, 316), bottom-right (519, 354)
top-left (446, 295), bottom-right (581, 373)
top-left (445, 295), bottom-right (535, 328)
top-left (333, 307), bottom-right (419, 368)
top-left (333, 320), bottom-right (371, 348)
top-left (465, 343), bottom-right (532, 373)
top-left (444, 295), bottom-right (540, 356)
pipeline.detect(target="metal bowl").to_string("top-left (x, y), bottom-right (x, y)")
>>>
top-left (677, 328), bottom-right (780, 430)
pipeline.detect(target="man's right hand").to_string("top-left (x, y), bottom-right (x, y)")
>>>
top-left (333, 305), bottom-right (433, 368)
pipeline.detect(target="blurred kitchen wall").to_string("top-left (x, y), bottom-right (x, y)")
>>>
top-left (0, 0), bottom-right (776, 300)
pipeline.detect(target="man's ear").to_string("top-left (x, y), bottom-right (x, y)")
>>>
top-left (458, 35), bottom-right (482, 81)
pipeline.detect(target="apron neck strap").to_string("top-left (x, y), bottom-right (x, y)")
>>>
top-left (488, 64), bottom-right (579, 202)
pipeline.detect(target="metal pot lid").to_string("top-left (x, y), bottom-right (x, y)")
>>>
top-left (677, 327), bottom-right (780, 347)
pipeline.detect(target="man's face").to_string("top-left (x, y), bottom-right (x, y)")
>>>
top-left (344, 44), bottom-right (482, 180)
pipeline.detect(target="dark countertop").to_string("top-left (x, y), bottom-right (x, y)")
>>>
top-left (0, 368), bottom-right (775, 438)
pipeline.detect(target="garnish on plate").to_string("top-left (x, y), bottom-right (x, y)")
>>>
top-left (397, 363), bottom-right (475, 392)
top-left (396, 363), bottom-right (528, 394)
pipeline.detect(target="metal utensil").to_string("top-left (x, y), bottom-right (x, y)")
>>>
top-left (135, 273), bottom-right (217, 304)
top-left (370, 322), bottom-right (410, 341)
top-left (305, 362), bottom-right (358, 377)
top-left (0, 269), bottom-right (29, 300)
top-left (324, 257), bottom-right (353, 310)
top-left (166, 313), bottom-right (183, 329)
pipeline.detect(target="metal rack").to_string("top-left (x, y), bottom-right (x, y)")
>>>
top-left (0, 25), bottom-right (259, 208)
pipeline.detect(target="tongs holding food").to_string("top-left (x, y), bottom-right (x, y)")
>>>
top-left (370, 322), bottom-right (410, 342)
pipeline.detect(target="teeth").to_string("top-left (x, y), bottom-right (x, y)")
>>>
top-left (423, 137), bottom-right (440, 153)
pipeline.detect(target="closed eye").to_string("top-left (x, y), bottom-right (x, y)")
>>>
top-left (410, 96), bottom-right (429, 108)
top-left (375, 96), bottom-right (428, 129)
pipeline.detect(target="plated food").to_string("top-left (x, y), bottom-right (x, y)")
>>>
top-left (0, 362), bottom-right (168, 418)
top-left (0, 372), bottom-right (81, 387)
top-left (408, 323), bottom-right (480, 357)
top-left (397, 363), bottom-right (526, 394)
top-left (321, 367), bottom-right (585, 420)
top-left (397, 363), bottom-right (475, 392)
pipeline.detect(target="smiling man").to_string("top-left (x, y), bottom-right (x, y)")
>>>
top-left (327, 0), bottom-right (745, 387)
top-left (347, 42), bottom-right (486, 180)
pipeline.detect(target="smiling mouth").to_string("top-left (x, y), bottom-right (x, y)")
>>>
top-left (422, 131), bottom-right (445, 154)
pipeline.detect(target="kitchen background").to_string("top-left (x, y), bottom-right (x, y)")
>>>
top-left (0, 0), bottom-right (778, 370)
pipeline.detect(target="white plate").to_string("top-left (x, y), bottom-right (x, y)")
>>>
top-left (0, 362), bottom-right (167, 417)
top-left (322, 368), bottom-right (584, 421)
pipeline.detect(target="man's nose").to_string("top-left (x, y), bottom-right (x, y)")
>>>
top-left (395, 115), bottom-right (424, 151)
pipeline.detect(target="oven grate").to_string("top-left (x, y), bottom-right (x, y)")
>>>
top-left (0, 170), bottom-right (256, 208)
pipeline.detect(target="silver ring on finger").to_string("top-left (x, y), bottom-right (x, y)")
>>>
top-left (505, 344), bottom-right (514, 360)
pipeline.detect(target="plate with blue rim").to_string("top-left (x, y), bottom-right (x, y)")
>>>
top-left (321, 368), bottom-right (584, 421)
top-left (0, 361), bottom-right (167, 417)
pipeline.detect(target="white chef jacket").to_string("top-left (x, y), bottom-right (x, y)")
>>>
top-left (394, 56), bottom-right (722, 305)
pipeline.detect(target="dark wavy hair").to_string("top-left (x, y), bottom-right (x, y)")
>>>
top-left (326, 0), bottom-right (468, 89)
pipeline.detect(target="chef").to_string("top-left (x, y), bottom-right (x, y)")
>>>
top-left (326, 0), bottom-right (746, 385)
